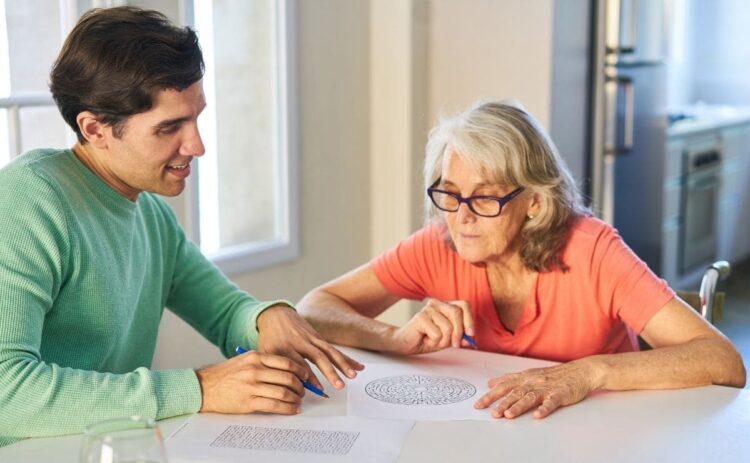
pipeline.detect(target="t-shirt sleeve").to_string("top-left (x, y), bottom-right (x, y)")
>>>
top-left (370, 225), bottom-right (446, 301)
top-left (589, 223), bottom-right (675, 334)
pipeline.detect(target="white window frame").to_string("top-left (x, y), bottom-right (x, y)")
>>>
top-left (184, 0), bottom-right (300, 276)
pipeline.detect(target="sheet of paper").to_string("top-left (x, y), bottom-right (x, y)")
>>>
top-left (166, 413), bottom-right (414, 463)
top-left (348, 362), bottom-right (495, 421)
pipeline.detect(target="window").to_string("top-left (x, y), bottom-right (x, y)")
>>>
top-left (0, 0), bottom-right (76, 165)
top-left (0, 0), bottom-right (298, 275)
top-left (191, 0), bottom-right (299, 275)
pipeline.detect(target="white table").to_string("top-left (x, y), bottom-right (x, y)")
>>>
top-left (2, 347), bottom-right (749, 462)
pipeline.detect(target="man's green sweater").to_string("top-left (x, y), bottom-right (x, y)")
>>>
top-left (0, 149), bottom-right (287, 446)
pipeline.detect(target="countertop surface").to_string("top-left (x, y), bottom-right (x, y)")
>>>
top-left (668, 103), bottom-right (750, 137)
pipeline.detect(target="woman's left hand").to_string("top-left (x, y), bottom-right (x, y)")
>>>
top-left (474, 359), bottom-right (600, 419)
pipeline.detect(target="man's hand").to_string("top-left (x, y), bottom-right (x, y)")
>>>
top-left (388, 299), bottom-right (475, 355)
top-left (195, 351), bottom-right (308, 414)
top-left (256, 305), bottom-right (365, 390)
top-left (473, 359), bottom-right (599, 419)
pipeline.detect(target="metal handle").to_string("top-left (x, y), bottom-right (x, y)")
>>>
top-left (622, 77), bottom-right (634, 151)
top-left (604, 73), bottom-right (634, 154)
top-left (605, 0), bottom-right (638, 55)
top-left (699, 260), bottom-right (731, 323)
top-left (691, 150), bottom-right (721, 169)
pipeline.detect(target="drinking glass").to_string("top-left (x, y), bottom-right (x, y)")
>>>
top-left (79, 416), bottom-right (169, 463)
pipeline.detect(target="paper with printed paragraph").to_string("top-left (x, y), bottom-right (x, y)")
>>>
top-left (167, 413), bottom-right (413, 463)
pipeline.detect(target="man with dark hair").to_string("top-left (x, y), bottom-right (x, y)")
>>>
top-left (0, 6), bottom-right (361, 446)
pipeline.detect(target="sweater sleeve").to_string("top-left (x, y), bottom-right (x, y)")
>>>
top-left (158, 200), bottom-right (292, 358)
top-left (0, 168), bottom-right (200, 445)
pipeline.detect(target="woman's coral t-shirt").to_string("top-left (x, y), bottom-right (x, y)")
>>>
top-left (370, 216), bottom-right (674, 362)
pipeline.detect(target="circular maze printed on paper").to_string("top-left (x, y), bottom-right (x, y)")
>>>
top-left (365, 375), bottom-right (476, 406)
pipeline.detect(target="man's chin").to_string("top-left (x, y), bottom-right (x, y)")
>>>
top-left (152, 182), bottom-right (186, 197)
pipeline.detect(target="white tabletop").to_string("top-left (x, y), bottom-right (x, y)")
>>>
top-left (2, 346), bottom-right (749, 462)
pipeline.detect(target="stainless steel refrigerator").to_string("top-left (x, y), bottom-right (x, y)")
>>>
top-left (589, 0), bottom-right (669, 272)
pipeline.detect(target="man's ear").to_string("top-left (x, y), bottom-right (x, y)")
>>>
top-left (76, 111), bottom-right (109, 149)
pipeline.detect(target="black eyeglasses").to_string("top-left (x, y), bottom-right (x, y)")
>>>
top-left (427, 179), bottom-right (525, 218)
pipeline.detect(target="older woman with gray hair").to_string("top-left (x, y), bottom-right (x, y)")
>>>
top-left (298, 101), bottom-right (745, 419)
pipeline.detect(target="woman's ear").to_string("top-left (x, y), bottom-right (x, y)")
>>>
top-left (76, 111), bottom-right (108, 149)
top-left (526, 192), bottom-right (542, 219)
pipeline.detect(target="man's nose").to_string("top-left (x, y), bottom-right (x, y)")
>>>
top-left (181, 125), bottom-right (205, 157)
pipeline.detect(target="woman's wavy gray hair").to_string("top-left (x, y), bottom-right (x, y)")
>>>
top-left (423, 100), bottom-right (590, 272)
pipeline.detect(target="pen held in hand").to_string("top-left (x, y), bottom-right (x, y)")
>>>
top-left (462, 333), bottom-right (478, 349)
top-left (235, 346), bottom-right (330, 399)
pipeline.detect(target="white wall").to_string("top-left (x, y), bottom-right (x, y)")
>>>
top-left (154, 0), bottom-right (372, 369)
top-left (368, 0), bottom-right (428, 326)
top-left (687, 0), bottom-right (750, 105)
top-left (426, 0), bottom-right (590, 186)
top-left (426, 0), bottom-right (554, 126)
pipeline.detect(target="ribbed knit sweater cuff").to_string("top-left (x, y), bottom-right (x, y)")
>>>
top-left (152, 369), bottom-right (202, 420)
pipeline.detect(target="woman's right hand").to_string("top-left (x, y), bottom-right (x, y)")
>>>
top-left (388, 299), bottom-right (475, 355)
top-left (195, 350), bottom-right (309, 415)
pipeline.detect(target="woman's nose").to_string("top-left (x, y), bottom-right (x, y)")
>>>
top-left (456, 201), bottom-right (477, 223)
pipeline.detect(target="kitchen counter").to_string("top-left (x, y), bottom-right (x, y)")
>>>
top-left (668, 103), bottom-right (750, 137)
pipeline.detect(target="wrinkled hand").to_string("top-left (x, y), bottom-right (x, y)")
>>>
top-left (389, 299), bottom-right (475, 355)
top-left (196, 351), bottom-right (307, 415)
top-left (256, 305), bottom-right (364, 390)
top-left (474, 359), bottom-right (597, 419)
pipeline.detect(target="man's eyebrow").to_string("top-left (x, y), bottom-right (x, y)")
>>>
top-left (152, 117), bottom-right (189, 132)
top-left (152, 103), bottom-right (207, 132)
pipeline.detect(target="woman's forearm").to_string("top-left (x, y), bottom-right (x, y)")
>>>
top-left (297, 290), bottom-right (397, 352)
top-left (585, 337), bottom-right (746, 391)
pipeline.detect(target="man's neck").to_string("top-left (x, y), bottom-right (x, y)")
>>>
top-left (71, 143), bottom-right (139, 202)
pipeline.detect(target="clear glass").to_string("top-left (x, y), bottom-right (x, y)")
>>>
top-left (196, 0), bottom-right (278, 255)
top-left (19, 105), bottom-right (71, 154)
top-left (0, 108), bottom-right (9, 168)
top-left (214, 0), bottom-right (277, 247)
top-left (79, 416), bottom-right (169, 463)
top-left (3, 0), bottom-right (63, 95)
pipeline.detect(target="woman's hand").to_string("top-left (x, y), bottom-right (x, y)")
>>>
top-left (474, 359), bottom-right (600, 419)
top-left (196, 351), bottom-right (308, 415)
top-left (256, 305), bottom-right (364, 391)
top-left (388, 299), bottom-right (475, 355)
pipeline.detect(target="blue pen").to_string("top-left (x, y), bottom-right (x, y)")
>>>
top-left (462, 333), bottom-right (478, 349)
top-left (235, 346), bottom-right (329, 399)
